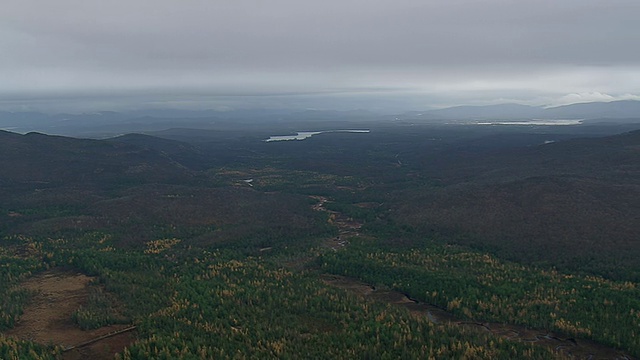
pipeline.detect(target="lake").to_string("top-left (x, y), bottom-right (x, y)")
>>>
top-left (476, 119), bottom-right (583, 126)
top-left (265, 129), bottom-right (370, 142)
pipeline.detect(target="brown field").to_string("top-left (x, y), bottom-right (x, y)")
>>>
top-left (3, 269), bottom-right (135, 360)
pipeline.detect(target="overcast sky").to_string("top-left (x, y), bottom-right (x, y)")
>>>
top-left (2, 0), bottom-right (640, 112)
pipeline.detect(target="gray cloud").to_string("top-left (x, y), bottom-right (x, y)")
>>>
top-left (1, 0), bottom-right (640, 112)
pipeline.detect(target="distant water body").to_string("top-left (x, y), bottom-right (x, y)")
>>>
top-left (265, 129), bottom-right (370, 142)
top-left (476, 119), bottom-right (583, 126)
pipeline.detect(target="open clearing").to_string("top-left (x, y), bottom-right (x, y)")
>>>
top-left (3, 269), bottom-right (135, 360)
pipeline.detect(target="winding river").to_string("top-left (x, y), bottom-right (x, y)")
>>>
top-left (311, 195), bottom-right (634, 360)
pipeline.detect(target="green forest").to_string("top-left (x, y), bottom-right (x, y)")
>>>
top-left (1, 123), bottom-right (639, 359)
top-left (1, 233), bottom-right (556, 359)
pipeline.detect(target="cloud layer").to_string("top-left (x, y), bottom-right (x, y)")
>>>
top-left (2, 0), bottom-right (640, 111)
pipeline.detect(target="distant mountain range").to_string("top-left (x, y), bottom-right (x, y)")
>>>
top-left (401, 100), bottom-right (640, 121)
top-left (1, 100), bottom-right (639, 136)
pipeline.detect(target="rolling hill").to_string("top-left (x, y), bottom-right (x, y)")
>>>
top-left (392, 130), bottom-right (640, 280)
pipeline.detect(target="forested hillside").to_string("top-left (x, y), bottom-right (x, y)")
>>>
top-left (1, 123), bottom-right (639, 359)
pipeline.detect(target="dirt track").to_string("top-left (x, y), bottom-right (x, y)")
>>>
top-left (3, 269), bottom-right (135, 360)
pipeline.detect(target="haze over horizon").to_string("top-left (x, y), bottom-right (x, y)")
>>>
top-left (2, 0), bottom-right (640, 113)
